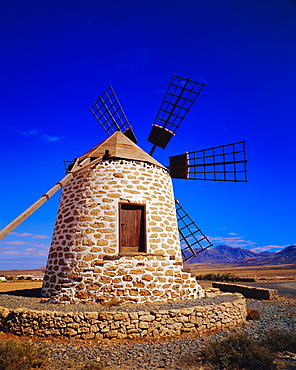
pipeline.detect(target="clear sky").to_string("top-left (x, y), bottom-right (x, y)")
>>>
top-left (0, 0), bottom-right (295, 270)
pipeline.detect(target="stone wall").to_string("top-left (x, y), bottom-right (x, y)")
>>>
top-left (0, 294), bottom-right (247, 339)
top-left (42, 159), bottom-right (203, 304)
top-left (212, 282), bottom-right (279, 300)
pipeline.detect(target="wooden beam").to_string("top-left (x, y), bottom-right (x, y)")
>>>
top-left (0, 156), bottom-right (103, 241)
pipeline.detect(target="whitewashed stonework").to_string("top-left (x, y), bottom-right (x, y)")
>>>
top-left (42, 155), bottom-right (204, 304)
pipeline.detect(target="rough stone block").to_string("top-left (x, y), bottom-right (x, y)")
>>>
top-left (130, 269), bottom-right (145, 275)
top-left (75, 291), bottom-right (88, 299)
top-left (142, 274), bottom-right (154, 281)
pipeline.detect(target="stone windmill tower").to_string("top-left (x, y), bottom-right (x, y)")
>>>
top-left (41, 131), bottom-right (206, 303)
top-left (0, 76), bottom-right (247, 305)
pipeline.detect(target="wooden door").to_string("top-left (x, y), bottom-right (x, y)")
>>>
top-left (119, 204), bottom-right (145, 253)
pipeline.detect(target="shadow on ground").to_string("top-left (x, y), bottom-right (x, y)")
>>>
top-left (0, 288), bottom-right (41, 297)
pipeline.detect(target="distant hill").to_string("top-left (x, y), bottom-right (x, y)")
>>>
top-left (185, 244), bottom-right (296, 266)
top-left (0, 267), bottom-right (45, 276)
top-left (270, 245), bottom-right (296, 264)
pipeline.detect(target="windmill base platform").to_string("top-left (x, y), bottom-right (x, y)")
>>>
top-left (0, 293), bottom-right (247, 340)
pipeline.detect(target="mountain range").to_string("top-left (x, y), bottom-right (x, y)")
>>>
top-left (185, 244), bottom-right (296, 266)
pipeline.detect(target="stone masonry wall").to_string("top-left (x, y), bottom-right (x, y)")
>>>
top-left (42, 159), bottom-right (203, 304)
top-left (0, 295), bottom-right (247, 339)
top-left (213, 282), bottom-right (279, 300)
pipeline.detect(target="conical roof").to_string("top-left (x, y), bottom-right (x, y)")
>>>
top-left (78, 131), bottom-right (166, 169)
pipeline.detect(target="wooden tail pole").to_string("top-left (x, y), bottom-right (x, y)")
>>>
top-left (0, 156), bottom-right (103, 241)
top-left (0, 173), bottom-right (73, 241)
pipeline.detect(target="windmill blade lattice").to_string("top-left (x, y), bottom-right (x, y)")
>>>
top-left (175, 200), bottom-right (213, 262)
top-left (169, 141), bottom-right (247, 182)
top-left (148, 76), bottom-right (205, 155)
top-left (90, 85), bottom-right (138, 143)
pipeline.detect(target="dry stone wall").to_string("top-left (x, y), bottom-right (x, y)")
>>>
top-left (213, 282), bottom-right (279, 300)
top-left (0, 295), bottom-right (247, 339)
top-left (42, 159), bottom-right (203, 304)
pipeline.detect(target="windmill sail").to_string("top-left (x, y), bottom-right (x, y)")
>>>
top-left (148, 76), bottom-right (205, 155)
top-left (175, 200), bottom-right (213, 262)
top-left (90, 85), bottom-right (138, 143)
top-left (169, 141), bottom-right (247, 182)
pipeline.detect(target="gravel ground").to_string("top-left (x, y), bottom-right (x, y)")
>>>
top-left (0, 293), bottom-right (237, 313)
top-left (40, 298), bottom-right (296, 370)
top-left (1, 294), bottom-right (296, 369)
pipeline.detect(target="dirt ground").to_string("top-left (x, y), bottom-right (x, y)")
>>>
top-left (0, 280), bottom-right (42, 293)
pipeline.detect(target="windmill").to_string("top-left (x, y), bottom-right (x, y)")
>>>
top-left (0, 75), bottom-right (247, 304)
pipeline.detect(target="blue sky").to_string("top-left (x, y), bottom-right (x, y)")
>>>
top-left (0, 0), bottom-right (295, 269)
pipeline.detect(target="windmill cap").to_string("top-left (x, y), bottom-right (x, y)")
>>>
top-left (78, 131), bottom-right (166, 169)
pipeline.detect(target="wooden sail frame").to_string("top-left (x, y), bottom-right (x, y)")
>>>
top-left (175, 199), bottom-right (213, 262)
top-left (90, 85), bottom-right (138, 143)
top-left (169, 141), bottom-right (247, 182)
top-left (148, 75), bottom-right (205, 155)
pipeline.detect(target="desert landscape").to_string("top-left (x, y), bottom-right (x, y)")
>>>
top-left (0, 264), bottom-right (296, 369)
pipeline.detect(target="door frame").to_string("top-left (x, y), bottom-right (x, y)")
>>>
top-left (118, 202), bottom-right (147, 253)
